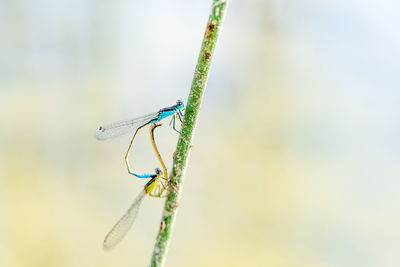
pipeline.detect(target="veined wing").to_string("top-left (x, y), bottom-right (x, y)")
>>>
top-left (103, 190), bottom-right (146, 250)
top-left (95, 112), bottom-right (158, 140)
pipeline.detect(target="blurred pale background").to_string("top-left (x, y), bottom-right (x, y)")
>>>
top-left (1, 0), bottom-right (399, 266)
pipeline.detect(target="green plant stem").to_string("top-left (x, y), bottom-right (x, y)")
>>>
top-left (150, 1), bottom-right (228, 266)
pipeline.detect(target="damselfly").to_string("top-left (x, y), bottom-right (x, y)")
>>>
top-left (103, 123), bottom-right (169, 249)
top-left (95, 100), bottom-right (184, 178)
top-left (103, 168), bottom-right (166, 249)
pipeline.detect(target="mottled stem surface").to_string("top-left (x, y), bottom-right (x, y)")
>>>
top-left (150, 1), bottom-right (228, 266)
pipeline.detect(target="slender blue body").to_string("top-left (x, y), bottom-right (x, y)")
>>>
top-left (133, 173), bottom-right (155, 178)
top-left (150, 100), bottom-right (184, 123)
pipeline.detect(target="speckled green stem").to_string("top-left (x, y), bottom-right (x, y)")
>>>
top-left (150, 1), bottom-right (228, 266)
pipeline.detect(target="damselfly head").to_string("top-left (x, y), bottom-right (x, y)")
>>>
top-left (155, 168), bottom-right (162, 176)
top-left (176, 99), bottom-right (184, 109)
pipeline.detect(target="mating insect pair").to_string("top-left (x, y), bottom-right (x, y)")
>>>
top-left (96, 100), bottom-right (184, 249)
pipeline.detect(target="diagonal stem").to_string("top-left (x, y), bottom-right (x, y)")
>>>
top-left (150, 1), bottom-right (228, 266)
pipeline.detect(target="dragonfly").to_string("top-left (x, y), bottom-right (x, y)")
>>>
top-left (95, 100), bottom-right (184, 178)
top-left (103, 123), bottom-right (169, 249)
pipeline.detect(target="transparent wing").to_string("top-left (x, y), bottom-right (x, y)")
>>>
top-left (103, 190), bottom-right (146, 250)
top-left (95, 112), bottom-right (158, 140)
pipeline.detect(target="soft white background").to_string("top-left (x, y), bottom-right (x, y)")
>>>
top-left (1, 0), bottom-right (399, 266)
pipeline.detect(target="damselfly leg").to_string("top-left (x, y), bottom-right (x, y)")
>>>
top-left (168, 111), bottom-right (189, 144)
